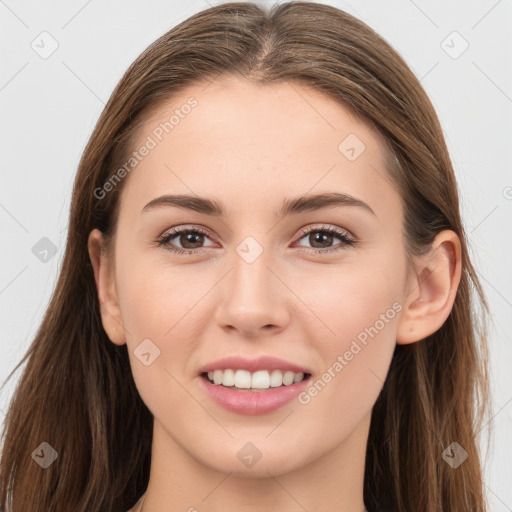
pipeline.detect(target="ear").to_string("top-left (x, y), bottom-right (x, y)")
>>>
top-left (397, 230), bottom-right (462, 344)
top-left (87, 229), bottom-right (126, 346)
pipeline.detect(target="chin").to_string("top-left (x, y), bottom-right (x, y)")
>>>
top-left (195, 442), bottom-right (311, 478)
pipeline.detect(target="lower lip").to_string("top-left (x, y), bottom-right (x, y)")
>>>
top-left (198, 374), bottom-right (310, 415)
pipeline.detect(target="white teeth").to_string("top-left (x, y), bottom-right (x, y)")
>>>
top-left (222, 368), bottom-right (235, 387)
top-left (205, 369), bottom-right (307, 390)
top-left (234, 369), bottom-right (251, 389)
top-left (282, 371), bottom-right (295, 386)
top-left (251, 370), bottom-right (270, 389)
top-left (269, 369), bottom-right (283, 387)
top-left (213, 369), bottom-right (223, 385)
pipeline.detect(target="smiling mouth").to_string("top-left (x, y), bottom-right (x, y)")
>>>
top-left (201, 369), bottom-right (312, 392)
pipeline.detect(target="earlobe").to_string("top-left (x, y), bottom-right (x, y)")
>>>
top-left (396, 230), bottom-right (462, 344)
top-left (87, 229), bottom-right (126, 346)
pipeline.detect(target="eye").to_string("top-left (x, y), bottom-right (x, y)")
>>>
top-left (156, 224), bottom-right (357, 255)
top-left (293, 225), bottom-right (357, 254)
top-left (156, 226), bottom-right (217, 254)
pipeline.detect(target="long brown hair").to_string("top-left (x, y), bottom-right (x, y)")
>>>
top-left (0, 2), bottom-right (490, 511)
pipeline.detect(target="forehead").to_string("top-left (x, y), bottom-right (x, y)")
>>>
top-left (119, 76), bottom-right (399, 221)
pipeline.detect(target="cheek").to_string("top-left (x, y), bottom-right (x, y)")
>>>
top-left (295, 251), bottom-right (405, 348)
top-left (114, 249), bottom-right (220, 402)
top-left (281, 262), bottom-right (402, 466)
top-left (115, 246), bottom-right (209, 338)
top-left (114, 251), bottom-right (210, 417)
top-left (293, 251), bottom-right (405, 407)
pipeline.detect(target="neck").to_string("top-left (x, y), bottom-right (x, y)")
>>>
top-left (139, 413), bottom-right (371, 511)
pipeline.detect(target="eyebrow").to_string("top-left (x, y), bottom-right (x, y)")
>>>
top-left (141, 192), bottom-right (376, 217)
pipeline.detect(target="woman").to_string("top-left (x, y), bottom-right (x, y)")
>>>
top-left (0, 2), bottom-right (490, 511)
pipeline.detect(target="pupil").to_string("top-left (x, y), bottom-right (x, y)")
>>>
top-left (182, 232), bottom-right (203, 248)
top-left (311, 232), bottom-right (332, 248)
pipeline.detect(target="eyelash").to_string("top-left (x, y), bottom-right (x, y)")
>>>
top-left (156, 224), bottom-right (357, 255)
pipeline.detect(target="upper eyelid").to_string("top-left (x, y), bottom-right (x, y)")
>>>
top-left (296, 224), bottom-right (353, 238)
top-left (163, 224), bottom-right (215, 240)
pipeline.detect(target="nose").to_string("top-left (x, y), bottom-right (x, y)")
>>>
top-left (214, 247), bottom-right (291, 338)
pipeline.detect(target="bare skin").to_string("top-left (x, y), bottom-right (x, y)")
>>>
top-left (89, 76), bottom-right (461, 512)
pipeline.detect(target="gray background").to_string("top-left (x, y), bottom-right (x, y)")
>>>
top-left (1, 0), bottom-right (511, 508)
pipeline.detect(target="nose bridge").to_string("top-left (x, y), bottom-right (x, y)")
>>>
top-left (215, 236), bottom-right (289, 334)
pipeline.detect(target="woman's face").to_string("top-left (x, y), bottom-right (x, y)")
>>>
top-left (102, 76), bottom-right (413, 476)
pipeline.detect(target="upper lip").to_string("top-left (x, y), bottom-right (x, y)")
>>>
top-left (198, 355), bottom-right (311, 375)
